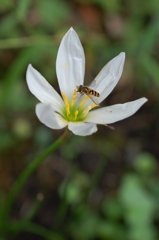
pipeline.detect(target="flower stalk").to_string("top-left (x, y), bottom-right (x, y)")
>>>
top-left (0, 129), bottom-right (72, 230)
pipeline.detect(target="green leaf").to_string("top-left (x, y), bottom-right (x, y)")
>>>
top-left (134, 152), bottom-right (157, 175)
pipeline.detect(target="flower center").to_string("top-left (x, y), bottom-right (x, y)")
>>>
top-left (62, 89), bottom-right (98, 122)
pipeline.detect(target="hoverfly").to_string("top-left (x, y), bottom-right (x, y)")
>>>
top-left (76, 85), bottom-right (100, 105)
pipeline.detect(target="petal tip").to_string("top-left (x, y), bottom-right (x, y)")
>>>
top-left (142, 97), bottom-right (148, 103)
top-left (70, 27), bottom-right (74, 31)
top-left (27, 64), bottom-right (34, 72)
top-left (67, 27), bottom-right (76, 35)
top-left (135, 97), bottom-right (148, 108)
top-left (26, 64), bottom-right (31, 79)
top-left (119, 52), bottom-right (125, 60)
top-left (26, 64), bottom-right (35, 79)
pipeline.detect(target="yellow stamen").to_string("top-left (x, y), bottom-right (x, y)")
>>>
top-left (80, 96), bottom-right (89, 107)
top-left (70, 89), bottom-right (77, 106)
top-left (74, 110), bottom-right (78, 120)
top-left (90, 103), bottom-right (99, 109)
top-left (62, 93), bottom-right (70, 115)
top-left (82, 104), bottom-right (98, 116)
top-left (82, 106), bottom-right (92, 116)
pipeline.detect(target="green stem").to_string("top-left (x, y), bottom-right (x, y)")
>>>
top-left (0, 129), bottom-right (71, 231)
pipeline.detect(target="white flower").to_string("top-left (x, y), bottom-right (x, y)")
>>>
top-left (26, 28), bottom-right (147, 136)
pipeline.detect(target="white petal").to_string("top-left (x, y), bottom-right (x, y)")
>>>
top-left (56, 28), bottom-right (85, 102)
top-left (89, 52), bottom-right (125, 104)
top-left (86, 98), bottom-right (148, 124)
top-left (36, 103), bottom-right (68, 129)
top-left (26, 64), bottom-right (64, 114)
top-left (68, 122), bottom-right (97, 136)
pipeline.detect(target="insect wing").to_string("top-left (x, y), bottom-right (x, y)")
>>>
top-left (87, 94), bottom-right (99, 105)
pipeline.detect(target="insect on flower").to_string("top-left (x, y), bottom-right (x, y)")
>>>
top-left (26, 27), bottom-right (148, 136)
top-left (76, 85), bottom-right (100, 105)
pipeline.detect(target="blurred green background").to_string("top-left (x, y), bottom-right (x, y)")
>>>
top-left (0, 0), bottom-right (159, 239)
